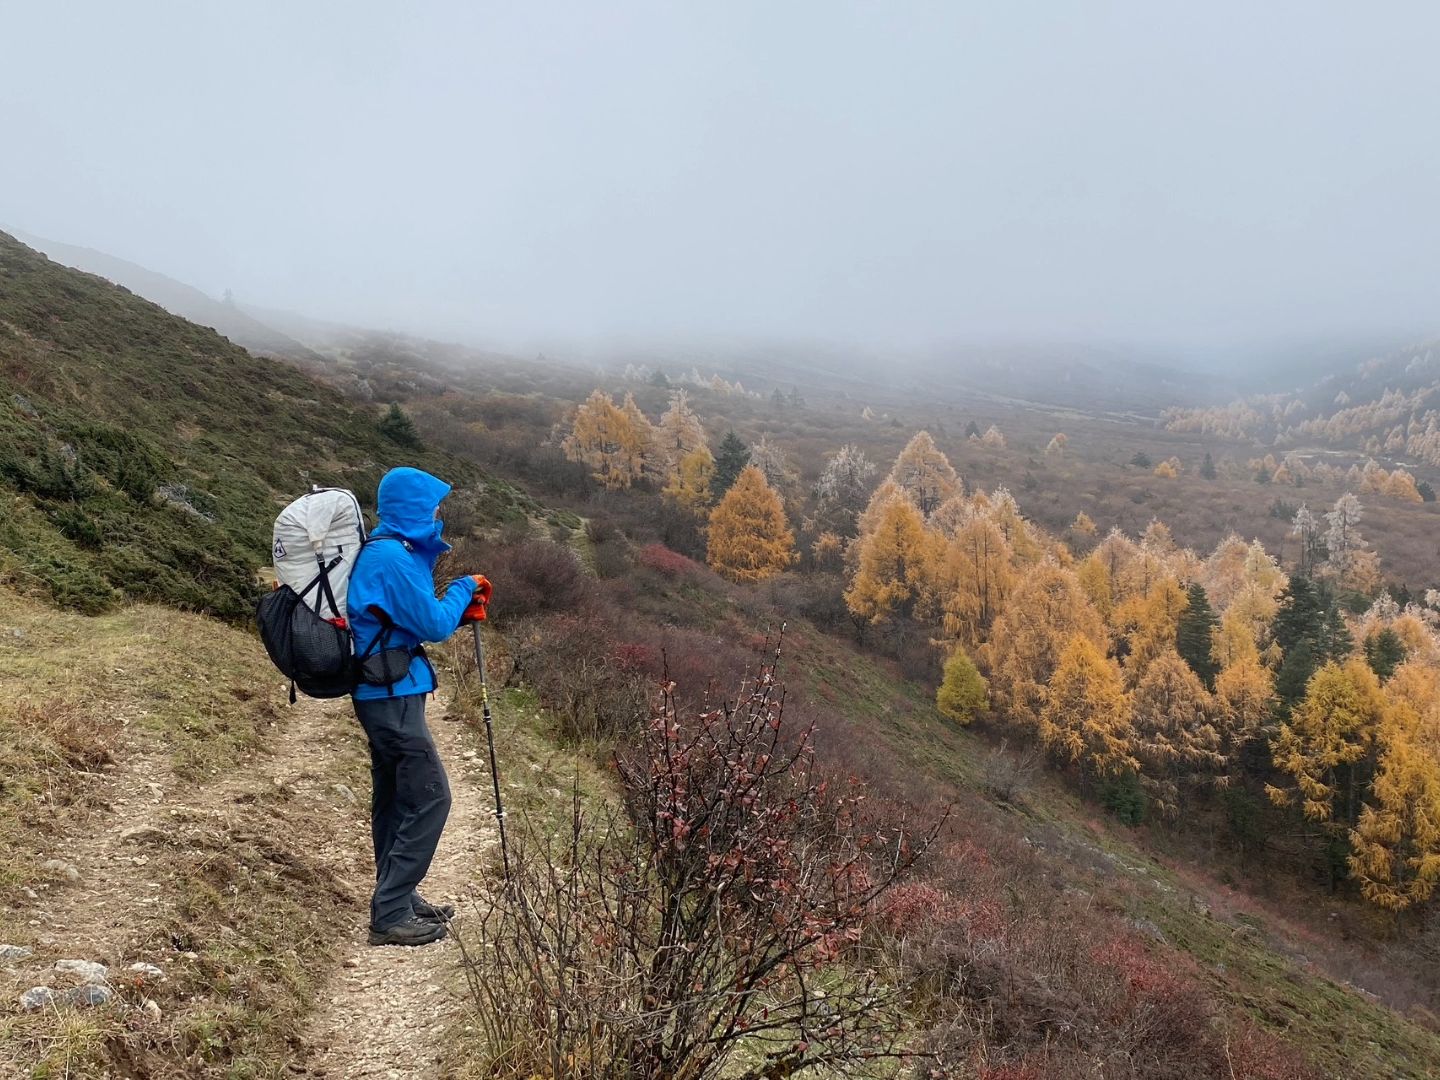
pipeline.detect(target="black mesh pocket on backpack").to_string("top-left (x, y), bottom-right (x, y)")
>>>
top-left (256, 586), bottom-right (355, 698)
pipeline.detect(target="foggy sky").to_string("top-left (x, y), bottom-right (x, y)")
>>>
top-left (5, 2), bottom-right (1440, 361)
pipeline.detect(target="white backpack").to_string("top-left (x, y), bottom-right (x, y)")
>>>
top-left (257, 488), bottom-right (368, 699)
top-left (271, 487), bottom-right (367, 621)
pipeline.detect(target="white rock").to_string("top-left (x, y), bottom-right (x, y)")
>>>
top-left (19, 986), bottom-right (54, 1010)
top-left (141, 997), bottom-right (162, 1022)
top-left (41, 860), bottom-right (80, 883)
top-left (54, 959), bottom-right (109, 984)
top-left (65, 983), bottom-right (112, 1007)
top-left (128, 962), bottom-right (164, 981)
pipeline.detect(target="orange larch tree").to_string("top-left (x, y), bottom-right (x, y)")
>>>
top-left (1268, 658), bottom-right (1386, 828)
top-left (844, 496), bottom-right (942, 625)
top-left (984, 563), bottom-right (1106, 733)
top-left (663, 446), bottom-right (716, 517)
top-left (937, 516), bottom-right (1015, 649)
top-left (888, 430), bottom-right (960, 516)
top-left (1213, 655), bottom-right (1275, 764)
top-left (1131, 650), bottom-right (1223, 815)
top-left (706, 465), bottom-right (795, 583)
top-left (655, 389), bottom-right (707, 478)
top-left (562, 389), bottom-right (649, 490)
top-left (1038, 633), bottom-right (1137, 779)
top-left (1111, 577), bottom-right (1188, 688)
top-left (619, 391), bottom-right (658, 480)
top-left (1348, 700), bottom-right (1440, 915)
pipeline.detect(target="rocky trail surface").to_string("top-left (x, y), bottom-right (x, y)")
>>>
top-left (297, 694), bottom-right (496, 1080)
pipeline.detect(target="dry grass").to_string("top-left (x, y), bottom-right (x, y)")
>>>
top-left (0, 586), bottom-right (372, 1078)
top-left (0, 590), bottom-right (283, 780)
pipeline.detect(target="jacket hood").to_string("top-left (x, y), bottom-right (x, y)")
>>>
top-left (373, 467), bottom-right (452, 552)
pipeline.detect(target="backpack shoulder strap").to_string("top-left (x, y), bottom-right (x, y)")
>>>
top-left (356, 534), bottom-right (410, 565)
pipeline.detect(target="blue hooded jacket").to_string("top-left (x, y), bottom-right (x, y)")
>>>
top-left (349, 467), bottom-right (474, 700)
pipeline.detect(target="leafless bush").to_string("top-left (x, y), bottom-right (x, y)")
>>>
top-left (981, 741), bottom-right (1039, 809)
top-left (513, 612), bottom-right (651, 744)
top-left (586, 514), bottom-right (634, 579)
top-left (452, 536), bottom-right (593, 620)
top-left (458, 643), bottom-right (939, 1079)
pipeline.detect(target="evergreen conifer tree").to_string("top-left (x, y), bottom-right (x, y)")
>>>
top-left (1176, 582), bottom-right (1220, 688)
top-left (378, 402), bottom-right (421, 448)
top-left (711, 430), bottom-right (751, 497)
top-left (1272, 575), bottom-right (1322, 656)
top-left (1365, 627), bottom-right (1407, 681)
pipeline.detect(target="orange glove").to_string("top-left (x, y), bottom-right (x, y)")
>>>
top-left (461, 574), bottom-right (492, 624)
top-left (470, 574), bottom-right (493, 604)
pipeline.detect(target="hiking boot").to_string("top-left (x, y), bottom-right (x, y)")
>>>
top-left (413, 897), bottom-right (455, 921)
top-left (367, 916), bottom-right (448, 947)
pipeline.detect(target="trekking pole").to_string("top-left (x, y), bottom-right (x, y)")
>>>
top-left (470, 620), bottom-right (512, 884)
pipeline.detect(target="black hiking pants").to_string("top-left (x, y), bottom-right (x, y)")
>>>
top-left (351, 693), bottom-right (452, 931)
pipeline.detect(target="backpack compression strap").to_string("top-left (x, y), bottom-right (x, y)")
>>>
top-left (314, 552), bottom-right (343, 622)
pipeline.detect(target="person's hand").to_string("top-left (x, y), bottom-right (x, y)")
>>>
top-left (469, 574), bottom-right (493, 603)
top-left (460, 574), bottom-right (492, 624)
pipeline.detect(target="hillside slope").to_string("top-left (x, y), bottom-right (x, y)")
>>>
top-left (0, 231), bottom-right (533, 617)
top-left (10, 231), bottom-right (317, 361)
top-left (1165, 336), bottom-right (1440, 467)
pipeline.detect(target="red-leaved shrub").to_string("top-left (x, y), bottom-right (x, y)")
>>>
top-left (637, 542), bottom-right (698, 578)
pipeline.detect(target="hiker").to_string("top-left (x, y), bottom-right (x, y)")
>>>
top-left (346, 466), bottom-right (491, 947)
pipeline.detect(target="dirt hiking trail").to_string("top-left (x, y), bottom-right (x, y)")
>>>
top-left (1, 640), bottom-right (494, 1080)
top-left (296, 691), bottom-right (496, 1080)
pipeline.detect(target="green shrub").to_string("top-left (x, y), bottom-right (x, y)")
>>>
top-left (1100, 771), bottom-right (1146, 825)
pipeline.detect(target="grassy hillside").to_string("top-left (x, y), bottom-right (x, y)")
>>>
top-left (786, 626), bottom-right (1440, 1078)
top-left (13, 230), bottom-right (320, 362)
top-left (0, 231), bottom-right (534, 617)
